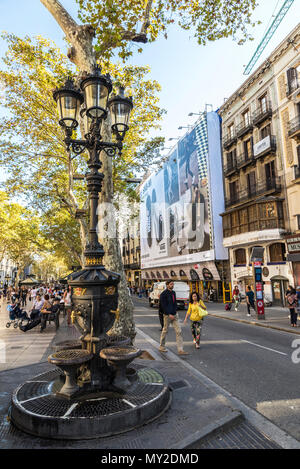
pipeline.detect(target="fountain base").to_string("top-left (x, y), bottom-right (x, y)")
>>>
top-left (10, 365), bottom-right (171, 440)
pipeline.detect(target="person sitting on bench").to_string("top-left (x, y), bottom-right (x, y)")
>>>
top-left (40, 298), bottom-right (60, 332)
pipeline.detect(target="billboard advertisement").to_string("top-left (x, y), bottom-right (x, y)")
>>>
top-left (140, 118), bottom-right (212, 270)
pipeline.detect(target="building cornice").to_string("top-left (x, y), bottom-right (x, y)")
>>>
top-left (219, 24), bottom-right (300, 116)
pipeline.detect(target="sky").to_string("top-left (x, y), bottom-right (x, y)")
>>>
top-left (0, 0), bottom-right (299, 161)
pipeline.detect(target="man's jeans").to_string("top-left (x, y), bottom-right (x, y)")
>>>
top-left (160, 314), bottom-right (184, 351)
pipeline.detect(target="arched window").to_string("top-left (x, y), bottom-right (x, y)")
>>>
top-left (235, 248), bottom-right (246, 265)
top-left (269, 243), bottom-right (286, 263)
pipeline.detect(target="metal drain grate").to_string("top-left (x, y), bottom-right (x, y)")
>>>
top-left (70, 398), bottom-right (132, 417)
top-left (22, 396), bottom-right (72, 417)
top-left (17, 382), bottom-right (50, 403)
top-left (169, 380), bottom-right (188, 391)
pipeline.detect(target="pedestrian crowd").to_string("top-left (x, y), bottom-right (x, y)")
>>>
top-left (0, 283), bottom-right (72, 333)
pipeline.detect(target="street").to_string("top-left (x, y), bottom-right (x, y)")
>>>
top-left (133, 297), bottom-right (300, 442)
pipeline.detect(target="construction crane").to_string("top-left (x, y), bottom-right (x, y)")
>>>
top-left (243, 0), bottom-right (294, 75)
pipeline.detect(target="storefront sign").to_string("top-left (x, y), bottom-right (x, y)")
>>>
top-left (253, 135), bottom-right (271, 157)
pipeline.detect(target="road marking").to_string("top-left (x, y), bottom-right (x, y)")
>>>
top-left (241, 340), bottom-right (287, 356)
top-left (136, 327), bottom-right (300, 449)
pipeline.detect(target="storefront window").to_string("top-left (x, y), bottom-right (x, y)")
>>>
top-left (235, 249), bottom-right (246, 265)
top-left (269, 243), bottom-right (286, 262)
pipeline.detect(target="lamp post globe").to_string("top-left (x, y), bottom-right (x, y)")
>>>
top-left (108, 87), bottom-right (133, 142)
top-left (53, 78), bottom-right (84, 130)
top-left (80, 65), bottom-right (112, 120)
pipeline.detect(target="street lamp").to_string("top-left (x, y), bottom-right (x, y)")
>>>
top-left (52, 65), bottom-right (134, 394)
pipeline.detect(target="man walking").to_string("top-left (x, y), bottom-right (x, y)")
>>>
top-left (159, 280), bottom-right (188, 356)
top-left (246, 285), bottom-right (256, 317)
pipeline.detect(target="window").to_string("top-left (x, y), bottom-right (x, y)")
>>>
top-left (243, 109), bottom-right (250, 126)
top-left (261, 124), bottom-right (271, 139)
top-left (247, 171), bottom-right (256, 197)
top-left (235, 248), bottom-right (246, 265)
top-left (239, 208), bottom-right (248, 233)
top-left (297, 215), bottom-right (300, 230)
top-left (227, 149), bottom-right (236, 168)
top-left (265, 161), bottom-right (275, 189)
top-left (287, 65), bottom-right (300, 94)
top-left (244, 138), bottom-right (253, 159)
top-left (229, 181), bottom-right (238, 203)
top-left (259, 94), bottom-right (268, 113)
top-left (269, 243), bottom-right (286, 262)
top-left (228, 124), bottom-right (234, 138)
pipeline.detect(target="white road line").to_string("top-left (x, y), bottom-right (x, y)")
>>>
top-left (136, 327), bottom-right (300, 449)
top-left (241, 340), bottom-right (288, 356)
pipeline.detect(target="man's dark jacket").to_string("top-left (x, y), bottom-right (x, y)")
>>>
top-left (159, 288), bottom-right (177, 316)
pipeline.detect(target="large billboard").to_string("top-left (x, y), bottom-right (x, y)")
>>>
top-left (140, 117), bottom-right (212, 270)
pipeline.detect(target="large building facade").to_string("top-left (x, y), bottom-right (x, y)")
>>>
top-left (218, 24), bottom-right (300, 306)
top-left (139, 112), bottom-right (229, 301)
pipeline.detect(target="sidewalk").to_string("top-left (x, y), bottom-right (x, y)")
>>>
top-left (0, 299), bottom-right (298, 449)
top-left (206, 301), bottom-right (300, 335)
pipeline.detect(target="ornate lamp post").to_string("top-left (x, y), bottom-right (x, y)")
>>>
top-left (52, 66), bottom-right (134, 393)
top-left (9, 67), bottom-right (171, 441)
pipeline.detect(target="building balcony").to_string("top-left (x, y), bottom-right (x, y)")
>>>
top-left (236, 152), bottom-right (254, 169)
top-left (236, 120), bottom-right (253, 139)
top-left (293, 165), bottom-right (300, 181)
top-left (253, 135), bottom-right (277, 159)
top-left (252, 102), bottom-right (273, 126)
top-left (287, 81), bottom-right (300, 98)
top-left (223, 218), bottom-right (285, 242)
top-left (225, 177), bottom-right (282, 209)
top-left (224, 159), bottom-right (238, 176)
top-left (223, 132), bottom-right (237, 150)
top-left (288, 115), bottom-right (300, 141)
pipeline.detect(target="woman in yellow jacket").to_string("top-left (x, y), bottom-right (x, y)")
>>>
top-left (184, 292), bottom-right (207, 349)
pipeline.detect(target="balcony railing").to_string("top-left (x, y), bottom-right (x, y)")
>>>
top-left (293, 166), bottom-right (300, 180)
top-left (288, 115), bottom-right (300, 139)
top-left (252, 102), bottom-right (272, 126)
top-left (224, 217), bottom-right (285, 238)
top-left (224, 158), bottom-right (237, 175)
top-left (287, 81), bottom-right (300, 97)
top-left (225, 177), bottom-right (281, 208)
top-left (236, 119), bottom-right (253, 139)
top-left (223, 131), bottom-right (237, 149)
top-left (253, 135), bottom-right (276, 159)
top-left (236, 152), bottom-right (254, 169)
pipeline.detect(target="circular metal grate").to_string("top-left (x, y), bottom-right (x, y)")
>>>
top-left (51, 350), bottom-right (90, 360)
top-left (22, 396), bottom-right (72, 417)
top-left (54, 340), bottom-right (82, 351)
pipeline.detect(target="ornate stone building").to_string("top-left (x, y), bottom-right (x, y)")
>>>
top-left (218, 24), bottom-right (300, 306)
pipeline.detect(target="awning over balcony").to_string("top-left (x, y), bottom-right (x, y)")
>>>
top-left (141, 261), bottom-right (220, 281)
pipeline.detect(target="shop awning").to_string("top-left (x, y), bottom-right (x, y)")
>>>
top-left (287, 253), bottom-right (300, 262)
top-left (141, 261), bottom-right (220, 281)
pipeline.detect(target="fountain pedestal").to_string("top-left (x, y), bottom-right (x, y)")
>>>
top-left (100, 347), bottom-right (142, 390)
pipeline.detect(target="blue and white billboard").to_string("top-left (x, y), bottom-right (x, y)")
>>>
top-left (140, 112), bottom-right (225, 270)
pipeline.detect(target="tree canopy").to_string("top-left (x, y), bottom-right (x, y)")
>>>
top-left (76, 0), bottom-right (260, 62)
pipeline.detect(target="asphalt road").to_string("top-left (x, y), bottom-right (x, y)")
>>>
top-left (133, 298), bottom-right (300, 442)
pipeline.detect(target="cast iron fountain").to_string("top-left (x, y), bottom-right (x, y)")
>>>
top-left (10, 68), bottom-right (171, 440)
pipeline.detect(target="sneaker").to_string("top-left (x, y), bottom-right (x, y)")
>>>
top-left (178, 350), bottom-right (189, 356)
top-left (196, 344), bottom-right (200, 349)
top-left (193, 339), bottom-right (196, 344)
top-left (159, 346), bottom-right (168, 352)
top-left (247, 314), bottom-right (251, 317)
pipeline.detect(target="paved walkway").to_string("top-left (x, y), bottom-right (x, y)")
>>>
top-left (0, 298), bottom-right (76, 372)
top-left (1, 296), bottom-right (299, 448)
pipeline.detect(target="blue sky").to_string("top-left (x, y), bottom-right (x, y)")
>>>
top-left (0, 0), bottom-right (299, 159)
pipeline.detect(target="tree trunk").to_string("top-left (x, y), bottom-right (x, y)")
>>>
top-left (41, 0), bottom-right (135, 339)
